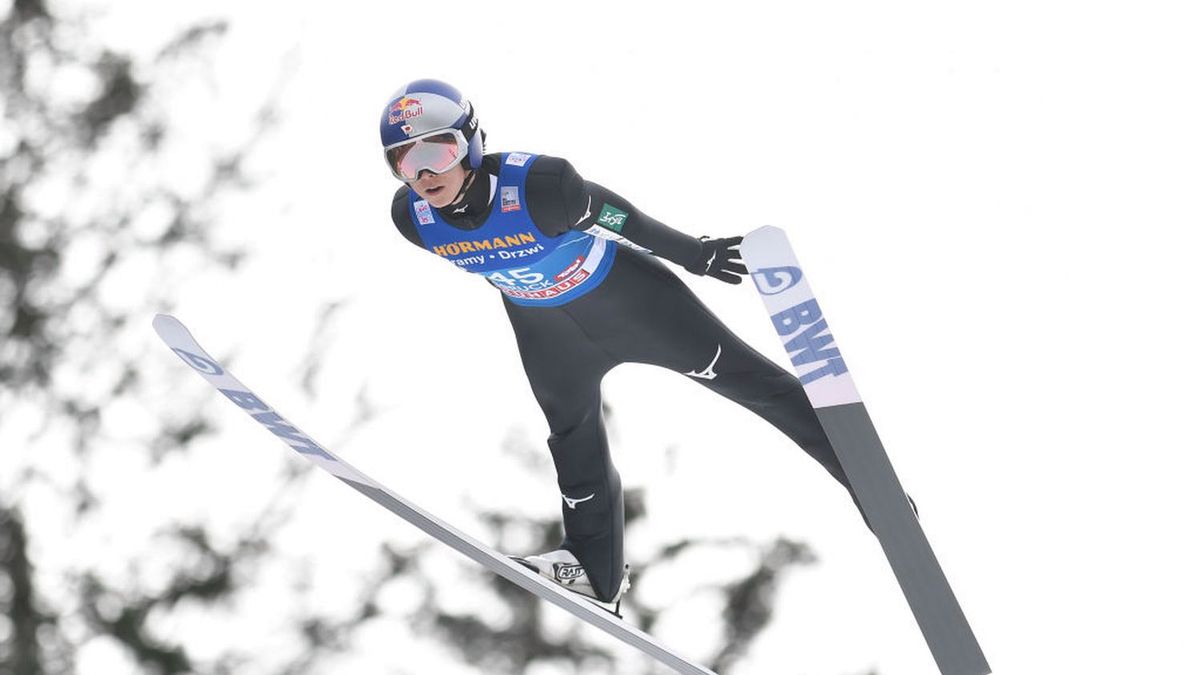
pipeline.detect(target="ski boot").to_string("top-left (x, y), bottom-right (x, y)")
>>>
top-left (510, 549), bottom-right (631, 618)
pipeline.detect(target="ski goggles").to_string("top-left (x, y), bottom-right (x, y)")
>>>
top-left (384, 129), bottom-right (469, 182)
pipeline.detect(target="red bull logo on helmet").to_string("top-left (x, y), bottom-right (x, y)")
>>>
top-left (388, 96), bottom-right (424, 126)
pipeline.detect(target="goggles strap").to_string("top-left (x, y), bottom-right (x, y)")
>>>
top-left (460, 102), bottom-right (479, 145)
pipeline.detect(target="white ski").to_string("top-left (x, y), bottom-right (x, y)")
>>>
top-left (151, 314), bottom-right (716, 675)
top-left (739, 227), bottom-right (990, 675)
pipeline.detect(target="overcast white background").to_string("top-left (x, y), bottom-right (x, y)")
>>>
top-left (49, 1), bottom-right (1200, 673)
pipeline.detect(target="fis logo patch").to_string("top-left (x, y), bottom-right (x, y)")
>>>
top-left (414, 200), bottom-right (435, 225)
top-left (501, 186), bottom-right (521, 213)
top-left (505, 152), bottom-right (532, 167)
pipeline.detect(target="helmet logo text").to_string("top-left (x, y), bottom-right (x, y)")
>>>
top-left (388, 96), bottom-right (424, 125)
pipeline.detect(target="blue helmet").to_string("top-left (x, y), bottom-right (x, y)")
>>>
top-left (379, 79), bottom-right (484, 178)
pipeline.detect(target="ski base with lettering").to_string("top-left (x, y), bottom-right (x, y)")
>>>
top-left (740, 226), bottom-right (990, 675)
top-left (152, 314), bottom-right (716, 675)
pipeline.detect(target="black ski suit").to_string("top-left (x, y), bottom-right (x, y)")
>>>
top-left (392, 154), bottom-right (859, 602)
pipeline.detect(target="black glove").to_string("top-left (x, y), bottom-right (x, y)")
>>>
top-left (685, 235), bottom-right (747, 284)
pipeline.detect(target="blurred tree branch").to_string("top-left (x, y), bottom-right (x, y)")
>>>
top-left (1, 2), bottom-right (864, 674)
top-left (1, 1), bottom-right (282, 672)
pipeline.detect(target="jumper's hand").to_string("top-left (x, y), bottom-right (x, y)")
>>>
top-left (685, 236), bottom-right (747, 284)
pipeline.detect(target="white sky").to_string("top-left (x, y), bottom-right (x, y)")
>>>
top-left (29, 1), bottom-right (1200, 673)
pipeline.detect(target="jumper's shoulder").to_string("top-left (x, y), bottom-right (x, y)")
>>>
top-left (519, 154), bottom-right (586, 237)
top-left (527, 154), bottom-right (577, 180)
top-left (390, 184), bottom-right (424, 248)
top-left (392, 183), bottom-right (412, 207)
top-left (490, 152), bottom-right (580, 183)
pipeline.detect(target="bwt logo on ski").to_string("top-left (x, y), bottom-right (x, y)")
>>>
top-left (219, 388), bottom-right (337, 463)
top-left (752, 265), bottom-right (849, 386)
top-left (171, 348), bottom-right (223, 376)
top-left (169, 348), bottom-right (335, 459)
top-left (751, 265), bottom-right (804, 297)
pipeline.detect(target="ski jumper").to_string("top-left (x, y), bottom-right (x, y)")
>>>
top-left (392, 153), bottom-right (861, 602)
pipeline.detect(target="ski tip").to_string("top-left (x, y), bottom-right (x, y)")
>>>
top-left (151, 314), bottom-right (194, 345)
top-left (152, 313), bottom-right (179, 332)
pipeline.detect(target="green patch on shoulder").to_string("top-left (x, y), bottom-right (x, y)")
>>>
top-left (596, 203), bottom-right (629, 232)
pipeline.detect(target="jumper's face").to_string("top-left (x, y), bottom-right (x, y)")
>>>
top-left (411, 164), bottom-right (469, 208)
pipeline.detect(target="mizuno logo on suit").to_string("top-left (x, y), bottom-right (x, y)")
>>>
top-left (686, 344), bottom-right (722, 380)
top-left (562, 493), bottom-right (595, 509)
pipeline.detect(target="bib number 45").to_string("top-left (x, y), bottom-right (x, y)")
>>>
top-left (488, 268), bottom-right (544, 287)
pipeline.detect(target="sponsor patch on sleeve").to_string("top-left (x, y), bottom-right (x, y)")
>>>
top-left (597, 203), bottom-right (629, 232)
top-left (505, 152), bottom-right (533, 167)
top-left (584, 224), bottom-right (650, 252)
